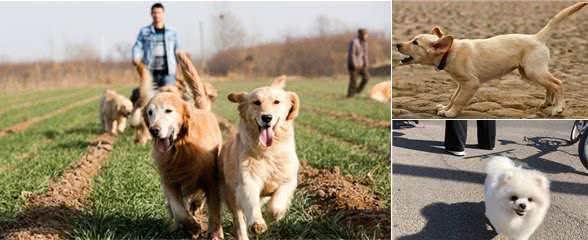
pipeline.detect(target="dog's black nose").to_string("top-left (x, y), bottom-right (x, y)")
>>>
top-left (261, 114), bottom-right (273, 123)
top-left (149, 127), bottom-right (160, 136)
top-left (519, 203), bottom-right (526, 210)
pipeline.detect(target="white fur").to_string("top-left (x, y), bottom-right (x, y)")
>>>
top-left (484, 156), bottom-right (550, 240)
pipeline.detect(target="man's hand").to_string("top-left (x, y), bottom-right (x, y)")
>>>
top-left (132, 58), bottom-right (141, 66)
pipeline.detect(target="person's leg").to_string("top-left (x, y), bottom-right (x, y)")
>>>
top-left (130, 87), bottom-right (140, 105)
top-left (477, 120), bottom-right (496, 150)
top-left (356, 67), bottom-right (371, 93)
top-left (347, 68), bottom-right (358, 97)
top-left (445, 120), bottom-right (467, 155)
top-left (161, 73), bottom-right (176, 87)
top-left (151, 71), bottom-right (165, 88)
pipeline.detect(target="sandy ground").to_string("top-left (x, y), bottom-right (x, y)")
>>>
top-left (393, 120), bottom-right (588, 240)
top-left (392, 1), bottom-right (588, 119)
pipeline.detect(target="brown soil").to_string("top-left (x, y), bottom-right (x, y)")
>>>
top-left (2, 133), bottom-right (116, 239)
top-left (0, 95), bottom-right (101, 138)
top-left (304, 107), bottom-right (391, 128)
top-left (392, 1), bottom-right (588, 119)
top-left (298, 160), bottom-right (390, 239)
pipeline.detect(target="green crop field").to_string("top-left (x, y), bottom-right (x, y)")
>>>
top-left (0, 77), bottom-right (390, 239)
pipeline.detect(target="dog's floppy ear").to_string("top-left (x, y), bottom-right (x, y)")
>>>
top-left (228, 92), bottom-right (248, 103)
top-left (286, 91), bottom-right (300, 121)
top-left (430, 26), bottom-right (445, 38)
top-left (180, 102), bottom-right (192, 135)
top-left (271, 75), bottom-right (287, 89)
top-left (142, 106), bottom-right (150, 128)
top-left (433, 35), bottom-right (453, 54)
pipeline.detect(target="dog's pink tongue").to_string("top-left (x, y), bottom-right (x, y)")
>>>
top-left (259, 127), bottom-right (274, 147)
top-left (155, 138), bottom-right (170, 152)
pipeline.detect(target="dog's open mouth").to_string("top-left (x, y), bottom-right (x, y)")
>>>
top-left (400, 55), bottom-right (414, 65)
top-left (258, 123), bottom-right (276, 148)
top-left (514, 209), bottom-right (526, 217)
top-left (154, 130), bottom-right (174, 152)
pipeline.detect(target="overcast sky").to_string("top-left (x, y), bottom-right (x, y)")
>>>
top-left (0, 1), bottom-right (390, 62)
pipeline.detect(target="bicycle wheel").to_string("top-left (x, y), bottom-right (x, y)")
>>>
top-left (579, 132), bottom-right (588, 171)
top-left (570, 120), bottom-right (582, 144)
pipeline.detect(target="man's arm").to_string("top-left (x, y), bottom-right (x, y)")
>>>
top-left (131, 30), bottom-right (144, 66)
top-left (363, 42), bottom-right (368, 69)
top-left (351, 39), bottom-right (362, 69)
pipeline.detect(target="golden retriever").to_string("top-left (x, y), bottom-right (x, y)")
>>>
top-left (369, 80), bottom-right (391, 103)
top-left (99, 90), bottom-right (132, 135)
top-left (130, 63), bottom-right (154, 144)
top-left (142, 53), bottom-right (223, 239)
top-left (219, 76), bottom-right (300, 239)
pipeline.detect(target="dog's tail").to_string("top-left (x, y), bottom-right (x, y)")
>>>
top-left (176, 51), bottom-right (212, 111)
top-left (485, 156), bottom-right (516, 177)
top-left (135, 63), bottom-right (153, 107)
top-left (536, 2), bottom-right (587, 42)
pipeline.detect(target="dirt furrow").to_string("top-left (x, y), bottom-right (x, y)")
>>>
top-left (304, 106), bottom-right (391, 128)
top-left (1, 133), bottom-right (116, 239)
top-left (0, 95), bottom-right (101, 138)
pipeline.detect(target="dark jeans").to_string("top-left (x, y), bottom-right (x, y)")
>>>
top-left (347, 66), bottom-right (370, 97)
top-left (152, 69), bottom-right (176, 87)
top-left (444, 120), bottom-right (496, 152)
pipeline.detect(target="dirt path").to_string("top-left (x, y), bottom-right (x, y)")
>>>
top-left (0, 95), bottom-right (101, 138)
top-left (216, 115), bottom-right (389, 239)
top-left (392, 1), bottom-right (588, 119)
top-left (304, 107), bottom-right (391, 128)
top-left (1, 133), bottom-right (115, 239)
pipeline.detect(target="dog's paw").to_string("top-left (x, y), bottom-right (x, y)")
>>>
top-left (436, 104), bottom-right (449, 111)
top-left (248, 222), bottom-right (268, 235)
top-left (266, 207), bottom-right (287, 222)
top-left (551, 107), bottom-right (564, 116)
top-left (437, 110), bottom-right (458, 118)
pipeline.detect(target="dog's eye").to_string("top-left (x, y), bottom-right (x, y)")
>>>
top-left (412, 40), bottom-right (418, 45)
top-left (528, 198), bottom-right (533, 202)
top-left (148, 110), bottom-right (153, 116)
top-left (510, 195), bottom-right (518, 201)
top-left (274, 100), bottom-right (280, 104)
top-left (253, 100), bottom-right (261, 106)
top-left (165, 109), bottom-right (172, 114)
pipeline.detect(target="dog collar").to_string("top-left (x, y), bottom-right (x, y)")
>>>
top-left (436, 51), bottom-right (450, 71)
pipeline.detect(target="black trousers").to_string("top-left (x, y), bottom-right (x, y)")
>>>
top-left (347, 67), bottom-right (370, 97)
top-left (444, 120), bottom-right (496, 152)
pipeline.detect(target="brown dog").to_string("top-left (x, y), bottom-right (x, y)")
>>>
top-left (143, 53), bottom-right (223, 239)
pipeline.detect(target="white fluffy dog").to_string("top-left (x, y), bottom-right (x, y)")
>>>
top-left (484, 156), bottom-right (550, 240)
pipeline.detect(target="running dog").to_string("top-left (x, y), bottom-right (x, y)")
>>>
top-left (219, 76), bottom-right (300, 239)
top-left (397, 2), bottom-right (587, 117)
top-left (99, 89), bottom-right (133, 135)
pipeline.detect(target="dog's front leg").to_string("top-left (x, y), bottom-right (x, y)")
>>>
top-left (266, 178), bottom-right (297, 222)
top-left (437, 83), bottom-right (461, 112)
top-left (235, 178), bottom-right (267, 235)
top-left (438, 79), bottom-right (479, 118)
top-left (162, 182), bottom-right (199, 234)
top-left (205, 186), bottom-right (224, 240)
top-left (117, 117), bottom-right (127, 133)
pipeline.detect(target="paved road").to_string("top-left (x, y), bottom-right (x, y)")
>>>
top-left (392, 120), bottom-right (588, 240)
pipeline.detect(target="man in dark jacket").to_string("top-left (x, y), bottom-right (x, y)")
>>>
top-left (347, 28), bottom-right (369, 97)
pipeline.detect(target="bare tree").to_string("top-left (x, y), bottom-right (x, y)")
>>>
top-left (64, 42), bottom-right (99, 61)
top-left (212, 10), bottom-right (247, 51)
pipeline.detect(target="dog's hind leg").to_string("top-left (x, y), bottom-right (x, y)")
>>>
top-left (521, 48), bottom-right (564, 115)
